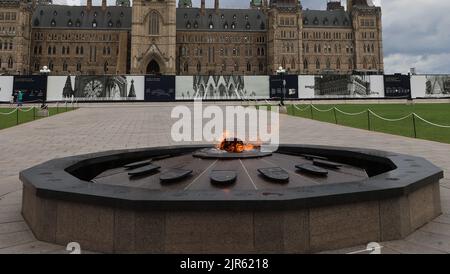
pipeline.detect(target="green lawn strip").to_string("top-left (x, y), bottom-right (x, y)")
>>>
top-left (287, 103), bottom-right (450, 144)
top-left (0, 107), bottom-right (77, 130)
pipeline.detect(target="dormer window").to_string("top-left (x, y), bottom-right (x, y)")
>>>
top-left (93, 12), bottom-right (97, 17)
top-left (186, 21), bottom-right (191, 28)
top-left (67, 19), bottom-right (73, 27)
top-left (108, 20), bottom-right (113, 27)
top-left (233, 14), bottom-right (237, 20)
top-left (81, 11), bottom-right (84, 17)
top-left (194, 21), bottom-right (198, 28)
top-left (53, 11), bottom-right (57, 16)
top-left (231, 22), bottom-right (236, 29)
top-left (313, 17), bottom-right (319, 25)
top-left (120, 12), bottom-right (124, 17)
top-left (75, 19), bottom-right (81, 27)
top-left (304, 18), bottom-right (308, 25)
top-left (116, 20), bottom-right (122, 28)
top-left (245, 15), bottom-right (249, 20)
top-left (184, 13), bottom-right (187, 19)
top-left (107, 12), bottom-right (111, 17)
top-left (39, 10), bottom-right (44, 16)
top-left (209, 22), bottom-right (214, 29)
top-left (51, 19), bottom-right (56, 27)
top-left (221, 14), bottom-right (224, 19)
top-left (92, 20), bottom-right (97, 28)
top-left (246, 22), bottom-right (251, 29)
top-left (260, 22), bottom-right (265, 29)
top-left (223, 22), bottom-right (228, 29)
top-left (33, 18), bottom-right (40, 27)
top-left (323, 18), bottom-right (328, 25)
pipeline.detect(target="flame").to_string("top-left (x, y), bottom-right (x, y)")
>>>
top-left (216, 133), bottom-right (259, 153)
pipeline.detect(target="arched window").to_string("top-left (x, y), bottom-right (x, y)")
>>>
top-left (184, 62), bottom-right (189, 72)
top-left (48, 60), bottom-right (53, 71)
top-left (246, 62), bottom-right (252, 72)
top-left (222, 62), bottom-right (226, 71)
top-left (53, 46), bottom-right (56, 54)
top-left (316, 59), bottom-right (320, 70)
top-left (196, 62), bottom-right (201, 73)
top-left (104, 61), bottom-right (108, 73)
top-left (281, 57), bottom-right (286, 69)
top-left (363, 57), bottom-right (368, 69)
top-left (303, 59), bottom-right (308, 70)
top-left (77, 63), bottom-right (81, 71)
top-left (348, 58), bottom-right (353, 70)
top-left (39, 46), bottom-right (42, 54)
top-left (149, 11), bottom-right (160, 35)
top-left (234, 61), bottom-right (239, 71)
top-left (63, 61), bottom-right (68, 71)
top-left (326, 58), bottom-right (331, 69)
top-left (259, 62), bottom-right (264, 72)
top-left (336, 58), bottom-right (341, 70)
top-left (291, 59), bottom-right (296, 70)
top-left (7, 56), bottom-right (13, 68)
top-left (48, 46), bottom-right (52, 55)
top-left (372, 58), bottom-right (377, 69)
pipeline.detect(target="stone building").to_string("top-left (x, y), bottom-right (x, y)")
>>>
top-left (0, 0), bottom-right (384, 75)
top-left (0, 0), bottom-right (33, 75)
top-left (30, 0), bottom-right (130, 75)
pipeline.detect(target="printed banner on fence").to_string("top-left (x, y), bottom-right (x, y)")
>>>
top-left (145, 75), bottom-right (175, 102)
top-left (175, 76), bottom-right (269, 100)
top-left (270, 75), bottom-right (298, 99)
top-left (13, 76), bottom-right (47, 103)
top-left (46, 76), bottom-right (144, 101)
top-left (0, 76), bottom-right (14, 102)
top-left (384, 74), bottom-right (411, 98)
top-left (411, 75), bottom-right (450, 98)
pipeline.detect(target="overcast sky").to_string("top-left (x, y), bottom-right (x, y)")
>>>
top-left (58, 0), bottom-right (450, 74)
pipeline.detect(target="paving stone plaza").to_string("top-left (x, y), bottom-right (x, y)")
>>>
top-left (0, 103), bottom-right (449, 254)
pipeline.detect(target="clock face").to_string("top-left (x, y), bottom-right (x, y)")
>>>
top-left (84, 80), bottom-right (103, 98)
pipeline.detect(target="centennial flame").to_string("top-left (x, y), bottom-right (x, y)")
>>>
top-left (216, 133), bottom-right (259, 153)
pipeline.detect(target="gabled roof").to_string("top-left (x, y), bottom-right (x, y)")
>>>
top-left (176, 8), bottom-right (267, 32)
top-left (31, 4), bottom-right (131, 30)
top-left (302, 9), bottom-right (351, 28)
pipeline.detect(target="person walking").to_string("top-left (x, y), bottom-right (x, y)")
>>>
top-left (17, 90), bottom-right (24, 107)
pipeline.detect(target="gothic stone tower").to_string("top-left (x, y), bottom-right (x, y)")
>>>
top-left (131, 0), bottom-right (176, 75)
top-left (267, 0), bottom-right (303, 74)
top-left (349, 0), bottom-right (384, 73)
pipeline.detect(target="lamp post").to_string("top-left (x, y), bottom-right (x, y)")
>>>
top-left (39, 66), bottom-right (51, 109)
top-left (276, 66), bottom-right (286, 106)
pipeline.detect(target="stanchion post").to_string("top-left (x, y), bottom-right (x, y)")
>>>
top-left (16, 108), bottom-right (19, 125)
top-left (333, 108), bottom-right (338, 124)
top-left (367, 110), bottom-right (371, 131)
top-left (310, 105), bottom-right (314, 119)
top-left (412, 114), bottom-right (417, 138)
top-left (33, 106), bottom-right (36, 120)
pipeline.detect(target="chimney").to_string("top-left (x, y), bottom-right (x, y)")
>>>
top-left (215, 0), bottom-right (219, 12)
top-left (102, 0), bottom-right (107, 11)
top-left (87, 0), bottom-right (92, 11)
top-left (327, 1), bottom-right (344, 11)
top-left (201, 0), bottom-right (205, 15)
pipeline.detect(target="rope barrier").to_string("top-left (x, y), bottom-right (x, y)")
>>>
top-left (368, 110), bottom-right (412, 122)
top-left (310, 105), bottom-right (335, 112)
top-left (293, 104), bottom-right (311, 111)
top-left (334, 108), bottom-right (367, 116)
top-left (0, 108), bottom-right (18, 115)
top-left (414, 114), bottom-right (450, 128)
top-left (18, 106), bottom-right (35, 113)
top-left (291, 103), bottom-right (450, 129)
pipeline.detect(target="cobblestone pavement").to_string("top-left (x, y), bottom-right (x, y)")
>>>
top-left (1, 104), bottom-right (449, 254)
